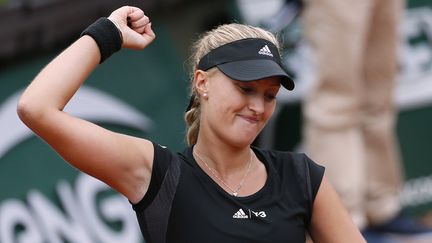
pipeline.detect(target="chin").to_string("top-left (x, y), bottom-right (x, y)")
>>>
top-left (228, 134), bottom-right (258, 148)
top-left (221, 125), bottom-right (263, 147)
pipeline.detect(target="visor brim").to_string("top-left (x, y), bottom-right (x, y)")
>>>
top-left (217, 59), bottom-right (295, 90)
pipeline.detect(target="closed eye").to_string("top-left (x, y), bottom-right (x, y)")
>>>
top-left (265, 93), bottom-right (276, 102)
top-left (235, 81), bottom-right (279, 102)
top-left (240, 86), bottom-right (254, 94)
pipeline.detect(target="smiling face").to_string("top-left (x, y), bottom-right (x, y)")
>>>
top-left (196, 68), bottom-right (281, 148)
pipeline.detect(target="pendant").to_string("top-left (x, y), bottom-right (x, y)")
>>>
top-left (233, 192), bottom-right (238, 196)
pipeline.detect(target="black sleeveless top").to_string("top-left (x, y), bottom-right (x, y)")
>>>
top-left (131, 143), bottom-right (324, 243)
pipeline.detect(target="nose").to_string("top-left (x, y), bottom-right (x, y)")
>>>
top-left (248, 95), bottom-right (265, 114)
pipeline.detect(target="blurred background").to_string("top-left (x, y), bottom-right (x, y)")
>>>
top-left (0, 0), bottom-right (431, 242)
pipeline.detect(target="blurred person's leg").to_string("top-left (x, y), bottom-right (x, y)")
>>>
top-left (362, 0), bottom-right (404, 225)
top-left (302, 0), bottom-right (373, 228)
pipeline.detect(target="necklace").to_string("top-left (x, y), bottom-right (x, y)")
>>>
top-left (193, 149), bottom-right (253, 197)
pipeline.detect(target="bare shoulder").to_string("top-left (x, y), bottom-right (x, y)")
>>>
top-left (309, 177), bottom-right (366, 243)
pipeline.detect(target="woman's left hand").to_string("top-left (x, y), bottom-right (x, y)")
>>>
top-left (108, 6), bottom-right (156, 50)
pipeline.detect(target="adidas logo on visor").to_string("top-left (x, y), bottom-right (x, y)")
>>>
top-left (258, 45), bottom-right (273, 57)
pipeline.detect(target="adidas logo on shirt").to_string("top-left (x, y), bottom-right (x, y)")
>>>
top-left (233, 208), bottom-right (249, 219)
top-left (258, 45), bottom-right (273, 57)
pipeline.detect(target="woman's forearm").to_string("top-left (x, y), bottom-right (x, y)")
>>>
top-left (17, 35), bottom-right (100, 123)
top-left (18, 5), bottom-right (155, 131)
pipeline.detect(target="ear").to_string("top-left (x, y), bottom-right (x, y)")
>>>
top-left (193, 70), bottom-right (209, 96)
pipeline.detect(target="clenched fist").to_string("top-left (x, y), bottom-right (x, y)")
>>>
top-left (108, 6), bottom-right (155, 50)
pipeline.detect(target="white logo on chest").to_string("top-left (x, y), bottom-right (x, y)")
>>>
top-left (233, 208), bottom-right (267, 219)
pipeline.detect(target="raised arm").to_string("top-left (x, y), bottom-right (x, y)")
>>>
top-left (308, 177), bottom-right (366, 243)
top-left (17, 6), bottom-right (156, 204)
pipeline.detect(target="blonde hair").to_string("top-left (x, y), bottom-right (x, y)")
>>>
top-left (184, 23), bottom-right (281, 145)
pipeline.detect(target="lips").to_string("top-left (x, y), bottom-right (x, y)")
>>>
top-left (238, 114), bottom-right (259, 124)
